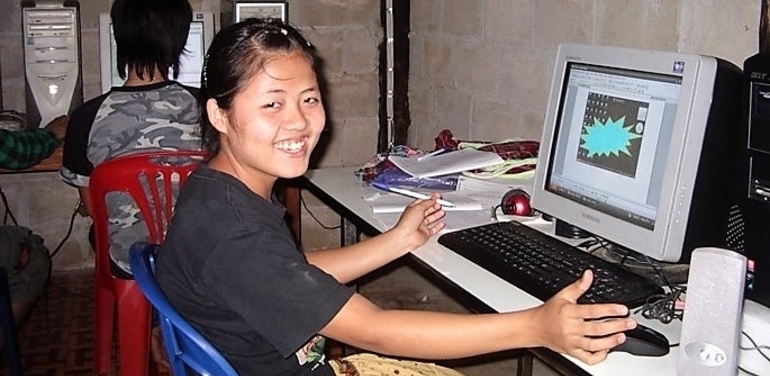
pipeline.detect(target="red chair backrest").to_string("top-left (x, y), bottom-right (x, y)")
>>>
top-left (88, 151), bottom-right (209, 269)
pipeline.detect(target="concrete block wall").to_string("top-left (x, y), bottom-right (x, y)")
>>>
top-left (408, 0), bottom-right (760, 150)
top-left (291, 0), bottom-right (384, 251)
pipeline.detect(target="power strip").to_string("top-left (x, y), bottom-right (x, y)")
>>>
top-left (0, 119), bottom-right (23, 131)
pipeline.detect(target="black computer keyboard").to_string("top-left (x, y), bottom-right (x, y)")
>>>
top-left (437, 221), bottom-right (664, 309)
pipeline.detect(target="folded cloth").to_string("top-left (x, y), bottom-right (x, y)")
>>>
top-left (0, 128), bottom-right (61, 170)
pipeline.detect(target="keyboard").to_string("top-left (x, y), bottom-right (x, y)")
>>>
top-left (437, 221), bottom-right (664, 308)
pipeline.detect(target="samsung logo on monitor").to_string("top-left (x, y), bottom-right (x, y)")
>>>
top-left (581, 212), bottom-right (600, 224)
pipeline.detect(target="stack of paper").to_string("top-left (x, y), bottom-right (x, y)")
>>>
top-left (388, 148), bottom-right (505, 178)
top-left (455, 175), bottom-right (533, 208)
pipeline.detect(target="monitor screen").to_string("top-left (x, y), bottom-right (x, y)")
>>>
top-left (532, 43), bottom-right (742, 263)
top-left (99, 12), bottom-right (215, 93)
top-left (545, 63), bottom-right (681, 231)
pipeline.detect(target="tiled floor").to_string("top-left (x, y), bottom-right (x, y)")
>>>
top-left (0, 265), bottom-right (561, 376)
top-left (0, 270), bottom-right (170, 376)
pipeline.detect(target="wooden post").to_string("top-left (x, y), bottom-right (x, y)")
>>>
top-left (378, 0), bottom-right (410, 153)
top-left (276, 179), bottom-right (302, 246)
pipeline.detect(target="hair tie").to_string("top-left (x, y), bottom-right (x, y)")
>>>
top-left (280, 28), bottom-right (288, 36)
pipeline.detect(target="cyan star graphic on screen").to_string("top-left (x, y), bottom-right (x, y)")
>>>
top-left (580, 116), bottom-right (642, 158)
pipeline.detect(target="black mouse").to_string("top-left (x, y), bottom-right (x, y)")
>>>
top-left (611, 324), bottom-right (670, 357)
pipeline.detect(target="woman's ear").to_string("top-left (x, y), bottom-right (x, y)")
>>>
top-left (206, 98), bottom-right (228, 134)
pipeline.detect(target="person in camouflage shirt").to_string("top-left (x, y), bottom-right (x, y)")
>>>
top-left (59, 0), bottom-right (201, 277)
top-left (59, 0), bottom-right (201, 369)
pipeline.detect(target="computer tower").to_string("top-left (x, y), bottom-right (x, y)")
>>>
top-left (21, 0), bottom-right (83, 129)
top-left (741, 52), bottom-right (770, 308)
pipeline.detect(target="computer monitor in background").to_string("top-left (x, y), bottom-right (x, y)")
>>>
top-left (531, 43), bottom-right (743, 264)
top-left (98, 11), bottom-right (215, 93)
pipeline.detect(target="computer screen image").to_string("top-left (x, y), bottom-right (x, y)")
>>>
top-left (98, 12), bottom-right (215, 93)
top-left (532, 43), bottom-right (743, 264)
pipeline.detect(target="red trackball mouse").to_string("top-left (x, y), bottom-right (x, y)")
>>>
top-left (501, 189), bottom-right (533, 216)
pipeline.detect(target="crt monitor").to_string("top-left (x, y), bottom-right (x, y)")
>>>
top-left (531, 43), bottom-right (743, 264)
top-left (98, 11), bottom-right (215, 93)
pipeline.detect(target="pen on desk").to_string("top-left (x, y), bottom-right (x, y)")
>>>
top-left (371, 182), bottom-right (455, 207)
top-left (416, 147), bottom-right (448, 161)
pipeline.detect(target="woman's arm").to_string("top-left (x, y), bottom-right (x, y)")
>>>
top-left (320, 270), bottom-right (635, 365)
top-left (305, 195), bottom-right (445, 284)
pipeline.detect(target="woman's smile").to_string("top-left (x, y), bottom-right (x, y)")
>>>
top-left (274, 136), bottom-right (310, 155)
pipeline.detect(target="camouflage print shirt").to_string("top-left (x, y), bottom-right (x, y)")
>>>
top-left (60, 81), bottom-right (202, 274)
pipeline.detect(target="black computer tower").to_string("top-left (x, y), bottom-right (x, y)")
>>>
top-left (741, 52), bottom-right (770, 308)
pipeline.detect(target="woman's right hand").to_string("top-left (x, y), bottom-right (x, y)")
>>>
top-left (531, 270), bottom-right (637, 365)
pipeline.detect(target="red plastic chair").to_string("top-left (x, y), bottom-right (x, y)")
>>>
top-left (88, 151), bottom-right (208, 376)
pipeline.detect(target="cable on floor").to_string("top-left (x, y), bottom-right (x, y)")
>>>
top-left (48, 199), bottom-right (80, 259)
top-left (1, 184), bottom-right (19, 226)
top-left (300, 190), bottom-right (340, 230)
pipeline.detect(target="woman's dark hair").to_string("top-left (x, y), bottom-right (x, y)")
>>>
top-left (199, 18), bottom-right (319, 154)
top-left (110, 0), bottom-right (192, 81)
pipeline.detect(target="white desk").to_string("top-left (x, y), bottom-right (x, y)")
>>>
top-left (304, 167), bottom-right (684, 376)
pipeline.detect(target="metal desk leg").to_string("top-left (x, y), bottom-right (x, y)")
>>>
top-left (517, 351), bottom-right (534, 376)
top-left (341, 217), bottom-right (359, 246)
top-left (337, 216), bottom-right (360, 358)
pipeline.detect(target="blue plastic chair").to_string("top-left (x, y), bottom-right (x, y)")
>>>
top-left (128, 242), bottom-right (238, 376)
top-left (0, 268), bottom-right (23, 376)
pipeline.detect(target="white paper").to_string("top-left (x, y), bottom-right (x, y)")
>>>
top-left (374, 210), bottom-right (495, 232)
top-left (455, 175), bottom-right (533, 208)
top-left (365, 191), bottom-right (483, 214)
top-left (388, 149), bottom-right (504, 178)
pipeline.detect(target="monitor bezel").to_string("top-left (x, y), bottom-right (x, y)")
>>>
top-left (531, 43), bottom-right (718, 262)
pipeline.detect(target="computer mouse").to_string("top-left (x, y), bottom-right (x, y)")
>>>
top-left (611, 324), bottom-right (670, 357)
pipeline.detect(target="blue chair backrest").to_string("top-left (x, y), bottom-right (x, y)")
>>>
top-left (0, 268), bottom-right (23, 376)
top-left (129, 242), bottom-right (238, 376)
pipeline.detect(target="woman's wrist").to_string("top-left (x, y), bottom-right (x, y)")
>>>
top-left (383, 226), bottom-right (421, 255)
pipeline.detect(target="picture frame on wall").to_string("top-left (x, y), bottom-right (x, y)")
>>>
top-left (233, 1), bottom-right (288, 23)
